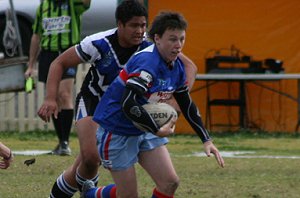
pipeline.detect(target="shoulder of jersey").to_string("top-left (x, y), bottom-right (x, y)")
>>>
top-left (135, 44), bottom-right (155, 55)
top-left (85, 28), bottom-right (117, 42)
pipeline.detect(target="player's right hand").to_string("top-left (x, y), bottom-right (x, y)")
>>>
top-left (156, 116), bottom-right (177, 137)
top-left (24, 67), bottom-right (35, 79)
top-left (37, 100), bottom-right (58, 122)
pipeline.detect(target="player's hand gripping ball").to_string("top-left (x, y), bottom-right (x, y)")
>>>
top-left (133, 103), bottom-right (178, 132)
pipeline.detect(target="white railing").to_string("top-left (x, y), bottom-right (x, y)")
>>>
top-left (0, 63), bottom-right (89, 132)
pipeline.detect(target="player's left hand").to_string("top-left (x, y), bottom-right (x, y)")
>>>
top-left (203, 140), bottom-right (225, 168)
top-left (156, 116), bottom-right (177, 137)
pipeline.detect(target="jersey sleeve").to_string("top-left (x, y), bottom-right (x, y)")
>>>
top-left (75, 29), bottom-right (117, 63)
top-left (120, 51), bottom-right (161, 133)
top-left (173, 86), bottom-right (211, 143)
top-left (121, 72), bottom-right (160, 134)
top-left (73, 0), bottom-right (90, 15)
top-left (75, 35), bottom-right (101, 63)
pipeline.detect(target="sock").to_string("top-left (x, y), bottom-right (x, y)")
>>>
top-left (85, 184), bottom-right (116, 198)
top-left (49, 173), bottom-right (78, 198)
top-left (76, 167), bottom-right (99, 192)
top-left (52, 113), bottom-right (62, 142)
top-left (152, 188), bottom-right (174, 198)
top-left (60, 109), bottom-right (74, 142)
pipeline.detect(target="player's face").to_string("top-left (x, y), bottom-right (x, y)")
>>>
top-left (117, 16), bottom-right (147, 48)
top-left (155, 29), bottom-right (186, 63)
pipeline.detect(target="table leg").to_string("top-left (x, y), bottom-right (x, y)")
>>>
top-left (296, 79), bottom-right (300, 132)
top-left (240, 81), bottom-right (246, 128)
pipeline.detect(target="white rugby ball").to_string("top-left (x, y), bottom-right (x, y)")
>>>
top-left (133, 103), bottom-right (178, 132)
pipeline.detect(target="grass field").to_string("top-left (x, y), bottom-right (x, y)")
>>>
top-left (0, 130), bottom-right (300, 198)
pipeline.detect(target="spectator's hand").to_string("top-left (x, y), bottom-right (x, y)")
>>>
top-left (203, 141), bottom-right (225, 168)
top-left (156, 116), bottom-right (177, 137)
top-left (0, 151), bottom-right (13, 169)
top-left (24, 66), bottom-right (35, 79)
top-left (38, 99), bottom-right (58, 122)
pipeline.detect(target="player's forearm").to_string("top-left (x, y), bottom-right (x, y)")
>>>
top-left (28, 34), bottom-right (40, 69)
top-left (178, 53), bottom-right (198, 90)
top-left (45, 47), bottom-right (81, 100)
top-left (185, 63), bottom-right (197, 90)
top-left (45, 61), bottom-right (65, 101)
top-left (173, 88), bottom-right (211, 143)
top-left (0, 142), bottom-right (11, 159)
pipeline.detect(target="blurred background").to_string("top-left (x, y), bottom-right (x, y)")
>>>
top-left (1, 0), bottom-right (300, 134)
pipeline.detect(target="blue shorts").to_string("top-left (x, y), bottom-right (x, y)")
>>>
top-left (96, 127), bottom-right (169, 171)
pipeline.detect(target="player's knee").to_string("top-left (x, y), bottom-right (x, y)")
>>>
top-left (168, 176), bottom-right (180, 192)
top-left (159, 176), bottom-right (180, 194)
top-left (81, 152), bottom-right (100, 171)
top-left (57, 91), bottom-right (73, 108)
top-left (82, 158), bottom-right (100, 171)
top-left (58, 91), bottom-right (72, 102)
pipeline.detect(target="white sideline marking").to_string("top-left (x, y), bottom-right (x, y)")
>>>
top-left (13, 150), bottom-right (52, 156)
top-left (181, 151), bottom-right (300, 159)
top-left (13, 150), bottom-right (300, 159)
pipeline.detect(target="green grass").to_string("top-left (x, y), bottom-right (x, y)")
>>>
top-left (0, 131), bottom-right (300, 198)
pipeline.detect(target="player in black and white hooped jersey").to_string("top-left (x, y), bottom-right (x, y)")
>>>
top-left (38, 1), bottom-right (151, 197)
top-left (75, 27), bottom-right (151, 120)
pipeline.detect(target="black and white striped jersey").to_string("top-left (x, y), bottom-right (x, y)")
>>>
top-left (75, 28), bottom-right (152, 100)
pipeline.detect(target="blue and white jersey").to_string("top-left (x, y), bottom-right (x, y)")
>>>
top-left (75, 28), bottom-right (152, 99)
top-left (93, 44), bottom-right (187, 136)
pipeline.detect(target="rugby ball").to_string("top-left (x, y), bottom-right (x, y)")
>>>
top-left (133, 103), bottom-right (178, 132)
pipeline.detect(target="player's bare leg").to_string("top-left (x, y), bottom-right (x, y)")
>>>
top-left (139, 145), bottom-right (179, 196)
top-left (75, 117), bottom-right (100, 189)
top-left (110, 166), bottom-right (138, 198)
top-left (63, 154), bottom-right (82, 186)
top-left (50, 117), bottom-right (100, 197)
top-left (58, 79), bottom-right (74, 109)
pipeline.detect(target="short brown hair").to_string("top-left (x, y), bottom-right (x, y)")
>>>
top-left (148, 12), bottom-right (187, 41)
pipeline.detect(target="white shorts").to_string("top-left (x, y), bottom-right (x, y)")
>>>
top-left (96, 127), bottom-right (169, 171)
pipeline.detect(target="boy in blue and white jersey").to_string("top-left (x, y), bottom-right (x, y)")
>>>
top-left (82, 11), bottom-right (225, 198)
top-left (93, 44), bottom-right (187, 136)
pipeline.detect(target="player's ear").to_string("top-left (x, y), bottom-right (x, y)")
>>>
top-left (117, 20), bottom-right (125, 29)
top-left (154, 34), bottom-right (160, 45)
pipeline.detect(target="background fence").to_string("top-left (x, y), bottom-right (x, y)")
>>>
top-left (0, 63), bottom-right (89, 132)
